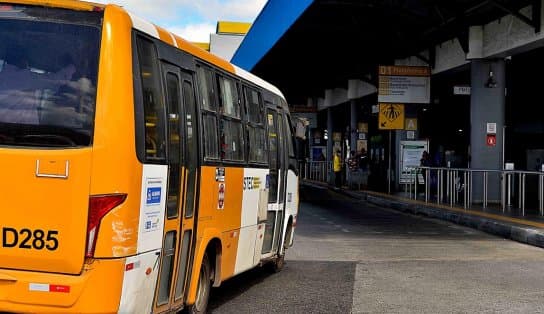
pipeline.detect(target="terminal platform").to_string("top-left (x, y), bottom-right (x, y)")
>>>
top-left (302, 180), bottom-right (544, 249)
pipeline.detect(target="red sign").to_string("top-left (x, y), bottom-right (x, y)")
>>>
top-left (486, 134), bottom-right (497, 147)
top-left (218, 183), bottom-right (225, 209)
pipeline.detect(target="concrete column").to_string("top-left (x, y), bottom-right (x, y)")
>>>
top-left (350, 99), bottom-right (357, 152)
top-left (470, 59), bottom-right (505, 202)
top-left (327, 107), bottom-right (333, 184)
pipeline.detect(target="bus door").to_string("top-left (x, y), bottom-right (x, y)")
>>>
top-left (262, 108), bottom-right (286, 255)
top-left (154, 63), bottom-right (199, 313)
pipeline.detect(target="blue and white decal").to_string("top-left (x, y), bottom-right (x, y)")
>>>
top-left (138, 165), bottom-right (168, 253)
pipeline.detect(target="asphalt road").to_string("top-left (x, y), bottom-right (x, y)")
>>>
top-left (208, 184), bottom-right (544, 313)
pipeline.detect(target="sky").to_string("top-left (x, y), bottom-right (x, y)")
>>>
top-left (92, 0), bottom-right (267, 43)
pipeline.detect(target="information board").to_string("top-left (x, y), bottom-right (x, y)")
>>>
top-left (399, 140), bottom-right (429, 184)
top-left (378, 65), bottom-right (431, 104)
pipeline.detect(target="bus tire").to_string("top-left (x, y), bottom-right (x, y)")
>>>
top-left (187, 253), bottom-right (212, 314)
top-left (270, 254), bottom-right (285, 273)
top-left (269, 223), bottom-right (291, 273)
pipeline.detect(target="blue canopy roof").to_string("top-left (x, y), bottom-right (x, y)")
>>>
top-left (231, 0), bottom-right (314, 71)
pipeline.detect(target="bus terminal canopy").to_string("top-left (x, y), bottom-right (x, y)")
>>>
top-left (231, 0), bottom-right (538, 105)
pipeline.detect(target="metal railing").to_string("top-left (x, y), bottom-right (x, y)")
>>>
top-left (405, 167), bottom-right (544, 216)
top-left (299, 160), bottom-right (332, 183)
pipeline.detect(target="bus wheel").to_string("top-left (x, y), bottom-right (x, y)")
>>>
top-left (270, 225), bottom-right (291, 273)
top-left (187, 253), bottom-right (212, 314)
top-left (270, 254), bottom-right (285, 273)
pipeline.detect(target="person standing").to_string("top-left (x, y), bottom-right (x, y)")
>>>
top-left (333, 149), bottom-right (342, 188)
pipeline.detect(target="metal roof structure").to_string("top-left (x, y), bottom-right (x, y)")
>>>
top-left (232, 0), bottom-right (538, 105)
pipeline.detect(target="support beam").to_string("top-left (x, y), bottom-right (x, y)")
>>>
top-left (414, 48), bottom-right (436, 68)
top-left (533, 0), bottom-right (542, 33)
top-left (458, 29), bottom-right (470, 54)
top-left (490, 0), bottom-right (541, 33)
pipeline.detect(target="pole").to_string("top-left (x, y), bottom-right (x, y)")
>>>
top-left (388, 130), bottom-right (392, 194)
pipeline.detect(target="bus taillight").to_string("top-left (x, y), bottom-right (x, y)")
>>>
top-left (86, 194), bottom-right (127, 258)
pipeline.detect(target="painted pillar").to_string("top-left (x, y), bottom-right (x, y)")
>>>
top-left (350, 99), bottom-right (357, 153)
top-left (470, 59), bottom-right (505, 201)
top-left (327, 107), bottom-right (333, 184)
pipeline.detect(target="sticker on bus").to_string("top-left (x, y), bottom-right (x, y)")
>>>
top-left (146, 187), bottom-right (161, 205)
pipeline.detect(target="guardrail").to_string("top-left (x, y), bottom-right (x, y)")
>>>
top-left (299, 161), bottom-right (331, 183)
top-left (405, 167), bottom-right (544, 216)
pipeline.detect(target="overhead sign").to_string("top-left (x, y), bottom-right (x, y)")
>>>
top-left (454, 86), bottom-right (471, 95)
top-left (378, 65), bottom-right (431, 104)
top-left (378, 103), bottom-right (405, 130)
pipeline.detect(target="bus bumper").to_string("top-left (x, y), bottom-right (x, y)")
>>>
top-left (0, 258), bottom-right (125, 313)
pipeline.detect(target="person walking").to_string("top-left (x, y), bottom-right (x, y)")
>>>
top-left (333, 149), bottom-right (342, 189)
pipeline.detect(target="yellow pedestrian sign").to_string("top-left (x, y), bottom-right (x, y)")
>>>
top-left (379, 103), bottom-right (405, 130)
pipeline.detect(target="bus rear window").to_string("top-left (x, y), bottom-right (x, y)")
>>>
top-left (0, 6), bottom-right (102, 147)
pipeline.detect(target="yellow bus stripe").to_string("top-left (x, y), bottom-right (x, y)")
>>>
top-left (155, 25), bottom-right (175, 46)
top-left (172, 35), bottom-right (235, 74)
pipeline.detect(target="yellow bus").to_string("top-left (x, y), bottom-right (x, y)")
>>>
top-left (0, 1), bottom-right (299, 313)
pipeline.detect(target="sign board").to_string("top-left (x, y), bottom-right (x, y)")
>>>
top-left (405, 118), bottom-right (418, 131)
top-left (486, 134), bottom-right (497, 147)
top-left (357, 122), bottom-right (368, 133)
top-left (356, 140), bottom-right (367, 153)
top-left (378, 65), bottom-right (431, 104)
top-left (399, 140), bottom-right (429, 184)
top-left (486, 122), bottom-right (497, 134)
top-left (378, 103), bottom-right (405, 130)
top-left (453, 86), bottom-right (471, 95)
top-left (406, 130), bottom-right (415, 140)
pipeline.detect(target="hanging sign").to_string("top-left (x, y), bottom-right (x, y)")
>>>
top-left (378, 65), bottom-right (431, 104)
top-left (378, 103), bottom-right (405, 130)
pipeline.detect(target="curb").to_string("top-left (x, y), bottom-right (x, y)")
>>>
top-left (301, 181), bottom-right (544, 249)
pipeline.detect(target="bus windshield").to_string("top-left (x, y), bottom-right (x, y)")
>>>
top-left (0, 5), bottom-right (102, 147)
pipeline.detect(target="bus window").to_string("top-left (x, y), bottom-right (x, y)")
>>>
top-left (218, 75), bottom-right (244, 162)
top-left (202, 113), bottom-right (219, 159)
top-left (245, 87), bottom-right (267, 163)
top-left (267, 108), bottom-right (278, 203)
top-left (0, 9), bottom-right (101, 147)
top-left (182, 79), bottom-right (197, 218)
top-left (220, 118), bottom-right (244, 161)
top-left (196, 65), bottom-right (217, 112)
top-left (165, 72), bottom-right (182, 219)
top-left (285, 114), bottom-right (296, 159)
top-left (245, 87), bottom-right (264, 124)
top-left (136, 37), bottom-right (166, 161)
top-left (218, 75), bottom-right (240, 118)
top-left (196, 65), bottom-right (219, 160)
